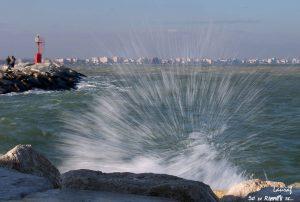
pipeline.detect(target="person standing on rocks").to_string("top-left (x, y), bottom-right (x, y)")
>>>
top-left (10, 56), bottom-right (16, 68)
top-left (6, 56), bottom-right (16, 70)
top-left (6, 56), bottom-right (11, 69)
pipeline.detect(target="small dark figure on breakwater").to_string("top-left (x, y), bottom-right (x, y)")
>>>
top-left (6, 56), bottom-right (11, 69)
top-left (6, 56), bottom-right (16, 70)
top-left (10, 56), bottom-right (16, 68)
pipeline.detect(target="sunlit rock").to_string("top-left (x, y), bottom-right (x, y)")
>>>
top-left (225, 179), bottom-right (285, 197)
top-left (245, 186), bottom-right (300, 202)
top-left (0, 144), bottom-right (61, 188)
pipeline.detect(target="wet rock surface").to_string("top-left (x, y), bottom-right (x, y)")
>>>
top-left (0, 62), bottom-right (85, 94)
top-left (2, 144), bottom-right (297, 202)
top-left (0, 167), bottom-right (52, 201)
top-left (62, 169), bottom-right (218, 202)
top-left (0, 144), bottom-right (61, 188)
top-left (24, 189), bottom-right (175, 202)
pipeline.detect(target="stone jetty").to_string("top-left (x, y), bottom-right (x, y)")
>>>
top-left (0, 145), bottom-right (217, 202)
top-left (0, 62), bottom-right (85, 94)
top-left (0, 145), bottom-right (299, 201)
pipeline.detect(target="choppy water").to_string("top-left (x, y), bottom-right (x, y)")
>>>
top-left (0, 66), bottom-right (299, 189)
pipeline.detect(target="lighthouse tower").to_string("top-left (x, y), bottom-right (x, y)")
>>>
top-left (34, 35), bottom-right (44, 64)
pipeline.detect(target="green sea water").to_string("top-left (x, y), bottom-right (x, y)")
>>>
top-left (0, 66), bottom-right (299, 188)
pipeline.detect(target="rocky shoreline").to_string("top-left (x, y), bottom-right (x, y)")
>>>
top-left (0, 62), bottom-right (85, 94)
top-left (0, 145), bottom-right (299, 202)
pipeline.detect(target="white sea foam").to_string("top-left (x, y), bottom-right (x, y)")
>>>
top-left (60, 25), bottom-right (268, 189)
top-left (76, 81), bottom-right (97, 90)
top-left (60, 67), bottom-right (268, 189)
top-left (0, 89), bottom-right (52, 97)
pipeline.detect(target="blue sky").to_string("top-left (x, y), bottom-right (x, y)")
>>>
top-left (1, 0), bottom-right (300, 58)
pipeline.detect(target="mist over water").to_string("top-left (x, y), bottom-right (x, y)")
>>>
top-left (61, 66), bottom-right (271, 189)
top-left (60, 29), bottom-right (266, 190)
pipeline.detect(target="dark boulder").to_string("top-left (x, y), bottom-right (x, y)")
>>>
top-left (0, 167), bottom-right (53, 200)
top-left (0, 62), bottom-right (85, 94)
top-left (24, 189), bottom-right (175, 202)
top-left (62, 169), bottom-right (218, 202)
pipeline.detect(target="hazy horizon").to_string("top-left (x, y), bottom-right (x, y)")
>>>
top-left (1, 0), bottom-right (300, 59)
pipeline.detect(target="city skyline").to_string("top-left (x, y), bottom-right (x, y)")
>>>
top-left (2, 55), bottom-right (298, 67)
top-left (1, 0), bottom-right (300, 59)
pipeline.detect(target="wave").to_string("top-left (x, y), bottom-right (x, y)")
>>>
top-left (60, 67), bottom-right (268, 189)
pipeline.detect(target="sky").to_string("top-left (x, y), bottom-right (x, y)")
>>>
top-left (0, 0), bottom-right (300, 59)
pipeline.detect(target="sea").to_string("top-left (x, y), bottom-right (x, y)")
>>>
top-left (0, 65), bottom-right (299, 189)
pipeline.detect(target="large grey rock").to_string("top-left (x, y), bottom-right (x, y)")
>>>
top-left (0, 144), bottom-right (61, 188)
top-left (0, 167), bottom-right (52, 200)
top-left (62, 169), bottom-right (218, 202)
top-left (23, 189), bottom-right (175, 202)
top-left (0, 62), bottom-right (85, 94)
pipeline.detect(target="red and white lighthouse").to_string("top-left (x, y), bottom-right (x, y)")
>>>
top-left (34, 35), bottom-right (44, 64)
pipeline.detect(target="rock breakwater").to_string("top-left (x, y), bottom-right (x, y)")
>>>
top-left (0, 62), bottom-right (85, 94)
top-left (0, 145), bottom-right (299, 201)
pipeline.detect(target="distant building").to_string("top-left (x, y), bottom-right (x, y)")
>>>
top-left (55, 58), bottom-right (65, 64)
top-left (65, 58), bottom-right (78, 63)
top-left (136, 57), bottom-right (141, 64)
top-left (112, 56), bottom-right (118, 63)
top-left (248, 59), bottom-right (258, 64)
top-left (267, 58), bottom-right (276, 64)
top-left (128, 58), bottom-right (135, 63)
top-left (152, 57), bottom-right (161, 65)
top-left (99, 57), bottom-right (108, 64)
top-left (279, 59), bottom-right (288, 64)
top-left (202, 58), bottom-right (212, 65)
top-left (91, 57), bottom-right (99, 64)
top-left (292, 58), bottom-right (300, 64)
top-left (26, 55), bottom-right (300, 66)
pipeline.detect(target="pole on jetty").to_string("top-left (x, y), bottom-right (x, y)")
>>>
top-left (34, 35), bottom-right (44, 64)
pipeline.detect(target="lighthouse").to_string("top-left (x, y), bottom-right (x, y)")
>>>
top-left (34, 35), bottom-right (44, 64)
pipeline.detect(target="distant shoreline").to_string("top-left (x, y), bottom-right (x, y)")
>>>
top-left (68, 64), bottom-right (300, 76)
top-left (68, 63), bottom-right (300, 68)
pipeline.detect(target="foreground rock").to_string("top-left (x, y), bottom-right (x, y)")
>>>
top-left (0, 62), bottom-right (85, 94)
top-left (24, 189), bottom-right (175, 202)
top-left (0, 167), bottom-right (52, 200)
top-left (62, 169), bottom-right (218, 202)
top-left (225, 179), bottom-right (286, 198)
top-left (218, 179), bottom-right (300, 201)
top-left (0, 144), bottom-right (61, 188)
top-left (245, 186), bottom-right (300, 202)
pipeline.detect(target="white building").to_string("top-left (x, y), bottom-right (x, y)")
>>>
top-left (292, 58), bottom-right (300, 64)
top-left (112, 56), bottom-right (118, 63)
top-left (99, 57), bottom-right (108, 64)
top-left (91, 57), bottom-right (99, 64)
top-left (202, 58), bottom-right (212, 65)
top-left (136, 57), bottom-right (143, 64)
top-left (55, 58), bottom-right (65, 64)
